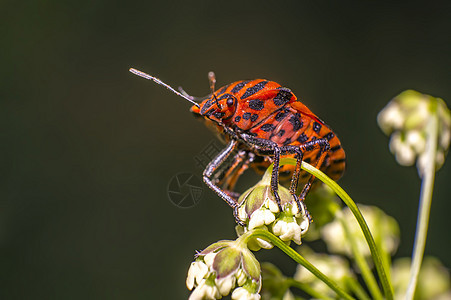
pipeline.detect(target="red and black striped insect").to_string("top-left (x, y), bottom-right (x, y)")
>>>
top-left (130, 68), bottom-right (346, 225)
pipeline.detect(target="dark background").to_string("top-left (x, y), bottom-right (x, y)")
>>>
top-left (1, 1), bottom-right (450, 299)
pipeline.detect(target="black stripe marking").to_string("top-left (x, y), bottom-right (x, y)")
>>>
top-left (332, 158), bottom-right (346, 164)
top-left (231, 80), bottom-right (250, 94)
top-left (277, 129), bottom-right (285, 137)
top-left (241, 81), bottom-right (268, 99)
top-left (283, 138), bottom-right (292, 146)
top-left (289, 114), bottom-right (303, 131)
top-left (313, 122), bottom-right (322, 133)
top-left (218, 93), bottom-right (232, 100)
top-left (200, 99), bottom-right (215, 115)
top-left (243, 112), bottom-right (251, 120)
top-left (330, 145), bottom-right (341, 152)
top-left (214, 112), bottom-right (225, 119)
top-left (275, 111), bottom-right (287, 121)
top-left (205, 109), bottom-right (215, 116)
top-left (261, 124), bottom-right (275, 132)
top-left (273, 88), bottom-right (293, 106)
top-left (218, 85), bottom-right (228, 95)
top-left (249, 99), bottom-right (264, 110)
top-left (325, 132), bottom-right (334, 140)
top-left (297, 133), bottom-right (308, 143)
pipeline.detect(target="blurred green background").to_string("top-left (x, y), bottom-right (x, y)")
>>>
top-left (1, 1), bottom-right (450, 299)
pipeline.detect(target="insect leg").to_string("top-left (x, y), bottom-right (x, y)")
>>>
top-left (278, 139), bottom-right (330, 218)
top-left (215, 150), bottom-right (253, 199)
top-left (298, 138), bottom-right (330, 201)
top-left (240, 134), bottom-right (284, 212)
top-left (203, 140), bottom-right (245, 225)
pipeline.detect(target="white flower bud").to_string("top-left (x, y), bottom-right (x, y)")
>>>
top-left (186, 261), bottom-right (209, 290)
top-left (215, 275), bottom-right (236, 296)
top-left (255, 237), bottom-right (273, 249)
top-left (232, 287), bottom-right (261, 300)
top-left (405, 130), bottom-right (426, 153)
top-left (238, 205), bottom-right (247, 223)
top-left (394, 142), bottom-right (416, 166)
top-left (377, 103), bottom-right (404, 134)
top-left (267, 198), bottom-right (280, 213)
top-left (189, 279), bottom-right (221, 300)
top-left (203, 252), bottom-right (216, 268)
top-left (236, 269), bottom-right (247, 286)
top-left (248, 209), bottom-right (275, 230)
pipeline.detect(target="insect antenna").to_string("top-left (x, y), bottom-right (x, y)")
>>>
top-left (208, 71), bottom-right (221, 108)
top-left (129, 68), bottom-right (200, 108)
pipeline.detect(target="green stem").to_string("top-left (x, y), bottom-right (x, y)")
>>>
top-left (346, 277), bottom-right (370, 300)
top-left (243, 229), bottom-right (355, 300)
top-left (286, 278), bottom-right (334, 300)
top-left (337, 211), bottom-right (383, 300)
top-left (279, 157), bottom-right (394, 300)
top-left (405, 102), bottom-right (439, 299)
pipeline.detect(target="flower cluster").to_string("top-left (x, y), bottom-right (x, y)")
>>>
top-left (234, 166), bottom-right (310, 251)
top-left (321, 204), bottom-right (400, 258)
top-left (294, 247), bottom-right (353, 297)
top-left (377, 89), bottom-right (450, 175)
top-left (391, 257), bottom-right (451, 299)
top-left (186, 240), bottom-right (261, 300)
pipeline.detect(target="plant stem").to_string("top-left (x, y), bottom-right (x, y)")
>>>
top-left (405, 102), bottom-right (439, 299)
top-left (287, 278), bottom-right (334, 300)
top-left (346, 277), bottom-right (370, 300)
top-left (295, 159), bottom-right (394, 300)
top-left (244, 229), bottom-right (355, 300)
top-left (337, 211), bottom-right (383, 300)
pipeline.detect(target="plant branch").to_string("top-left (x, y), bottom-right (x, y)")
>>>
top-left (405, 101), bottom-right (439, 299)
top-left (243, 229), bottom-right (355, 300)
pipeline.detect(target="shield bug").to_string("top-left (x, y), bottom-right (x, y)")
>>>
top-left (130, 68), bottom-right (345, 225)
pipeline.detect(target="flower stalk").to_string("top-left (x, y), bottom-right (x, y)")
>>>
top-left (405, 99), bottom-right (439, 299)
top-left (289, 158), bottom-right (394, 300)
top-left (246, 228), bottom-right (355, 300)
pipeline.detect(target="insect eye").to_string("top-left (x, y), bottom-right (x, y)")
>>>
top-left (226, 97), bottom-right (234, 106)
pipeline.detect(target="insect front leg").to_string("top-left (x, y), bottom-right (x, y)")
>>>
top-left (203, 140), bottom-right (245, 225)
top-left (240, 134), bottom-right (284, 212)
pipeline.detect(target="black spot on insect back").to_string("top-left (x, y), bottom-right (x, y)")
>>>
top-left (241, 81), bottom-right (268, 99)
top-left (277, 129), bottom-right (285, 137)
top-left (297, 133), bottom-right (308, 143)
top-left (251, 114), bottom-right (259, 122)
top-left (243, 112), bottom-right (251, 120)
top-left (333, 158), bottom-right (346, 164)
top-left (249, 99), bottom-right (264, 111)
top-left (231, 80), bottom-right (251, 94)
top-left (289, 114), bottom-right (303, 131)
top-left (234, 116), bottom-right (241, 122)
top-left (275, 111), bottom-right (287, 121)
top-left (313, 122), bottom-right (322, 133)
top-left (330, 145), bottom-right (341, 152)
top-left (273, 88), bottom-right (293, 106)
top-left (325, 132), bottom-right (334, 140)
top-left (261, 124), bottom-right (275, 132)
